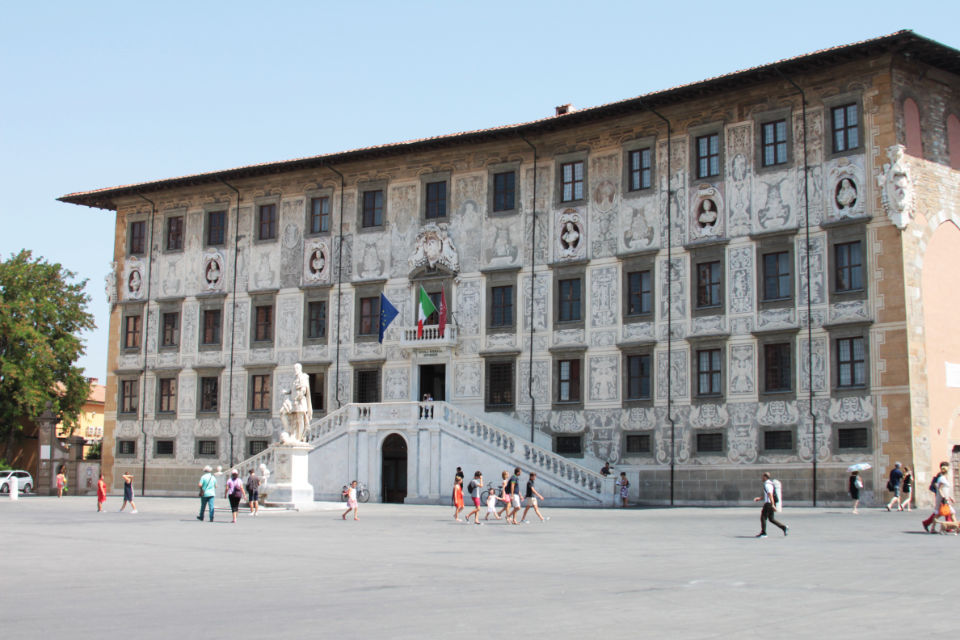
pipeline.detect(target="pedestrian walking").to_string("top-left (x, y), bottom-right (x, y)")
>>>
top-left (119, 471), bottom-right (137, 513)
top-left (342, 480), bottom-right (359, 520)
top-left (520, 472), bottom-right (548, 523)
top-left (753, 472), bottom-right (788, 537)
top-left (246, 469), bottom-right (260, 516)
top-left (452, 476), bottom-right (464, 521)
top-left (496, 471), bottom-right (511, 520)
top-left (96, 472), bottom-right (107, 512)
top-left (849, 470), bottom-right (863, 514)
top-left (886, 462), bottom-right (904, 511)
top-left (901, 466), bottom-right (913, 511)
top-left (922, 462), bottom-right (955, 532)
top-left (616, 472), bottom-right (630, 507)
top-left (484, 485), bottom-right (503, 521)
top-left (225, 469), bottom-right (244, 524)
top-left (506, 468), bottom-right (522, 525)
top-left (56, 467), bottom-right (67, 498)
top-left (465, 471), bottom-right (483, 525)
top-left (197, 465), bottom-right (217, 522)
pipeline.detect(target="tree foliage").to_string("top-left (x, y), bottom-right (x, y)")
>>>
top-left (0, 250), bottom-right (95, 441)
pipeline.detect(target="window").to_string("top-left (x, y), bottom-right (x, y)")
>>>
top-left (425, 181), bottom-right (446, 219)
top-left (490, 285), bottom-right (513, 328)
top-left (626, 354), bottom-right (652, 400)
top-left (696, 349), bottom-right (722, 396)
top-left (761, 120), bottom-right (788, 167)
top-left (307, 300), bottom-right (327, 339)
top-left (124, 313), bottom-right (142, 349)
top-left (129, 220), bottom-right (146, 255)
top-left (358, 296), bottom-right (379, 336)
top-left (837, 426), bottom-right (868, 449)
top-left (627, 270), bottom-right (652, 316)
top-left (166, 216), bottom-right (184, 251)
top-left (354, 369), bottom-right (380, 403)
top-left (762, 252), bottom-right (791, 301)
top-left (836, 337), bottom-right (866, 387)
top-left (555, 436), bottom-right (583, 456)
top-left (258, 203), bottom-right (277, 241)
top-left (558, 278), bottom-right (582, 322)
top-left (560, 161), bottom-right (584, 202)
top-left (308, 371), bottom-right (325, 415)
top-left (696, 261), bottom-right (722, 309)
top-left (763, 430), bottom-right (793, 451)
top-left (197, 439), bottom-right (218, 457)
top-left (158, 378), bottom-right (177, 414)
top-left (556, 358), bottom-right (581, 404)
top-left (254, 305), bottom-right (273, 343)
top-left (486, 360), bottom-right (514, 411)
top-left (763, 342), bottom-right (792, 393)
top-left (309, 196), bottom-right (330, 234)
top-left (835, 241), bottom-right (863, 292)
top-left (117, 440), bottom-right (136, 457)
top-left (248, 439), bottom-right (269, 456)
top-left (831, 103), bottom-right (859, 153)
top-left (362, 190), bottom-right (384, 228)
top-left (161, 312), bottom-right (180, 348)
top-left (119, 379), bottom-right (139, 414)
top-left (696, 432), bottom-right (724, 453)
top-left (202, 309), bottom-right (221, 346)
top-left (493, 171), bottom-right (516, 212)
top-left (696, 134), bottom-right (720, 178)
top-left (250, 374), bottom-right (271, 412)
top-left (199, 376), bottom-right (219, 413)
top-left (625, 434), bottom-right (651, 454)
top-left (206, 210), bottom-right (226, 246)
top-left (628, 148), bottom-right (652, 191)
top-left (155, 439), bottom-right (175, 457)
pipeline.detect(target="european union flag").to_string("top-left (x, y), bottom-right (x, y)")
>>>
top-left (378, 293), bottom-right (399, 343)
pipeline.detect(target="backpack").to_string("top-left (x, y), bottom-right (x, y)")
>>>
top-left (231, 480), bottom-right (243, 498)
top-left (930, 473), bottom-right (941, 493)
top-left (771, 479), bottom-right (782, 512)
top-left (467, 481), bottom-right (476, 495)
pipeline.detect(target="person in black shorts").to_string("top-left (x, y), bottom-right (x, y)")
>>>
top-left (246, 469), bottom-right (260, 516)
top-left (506, 468), bottom-right (522, 525)
top-left (520, 472), bottom-right (548, 523)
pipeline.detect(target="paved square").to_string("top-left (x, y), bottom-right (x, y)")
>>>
top-left (1, 495), bottom-right (955, 638)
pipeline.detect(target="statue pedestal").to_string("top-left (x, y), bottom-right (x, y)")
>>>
top-left (263, 444), bottom-right (314, 509)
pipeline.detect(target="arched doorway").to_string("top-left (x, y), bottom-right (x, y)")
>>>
top-left (381, 433), bottom-right (407, 503)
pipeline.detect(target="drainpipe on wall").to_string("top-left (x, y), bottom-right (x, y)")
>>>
top-left (519, 133), bottom-right (538, 442)
top-left (775, 67), bottom-right (816, 505)
top-left (135, 193), bottom-right (156, 496)
top-left (326, 165), bottom-right (346, 409)
top-left (217, 178), bottom-right (241, 466)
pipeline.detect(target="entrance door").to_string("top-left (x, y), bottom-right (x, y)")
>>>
top-left (381, 433), bottom-right (407, 503)
top-left (419, 364), bottom-right (446, 401)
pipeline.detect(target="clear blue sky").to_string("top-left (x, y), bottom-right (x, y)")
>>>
top-left (1, 0), bottom-right (958, 383)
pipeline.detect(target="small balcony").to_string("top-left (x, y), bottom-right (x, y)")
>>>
top-left (399, 325), bottom-right (459, 348)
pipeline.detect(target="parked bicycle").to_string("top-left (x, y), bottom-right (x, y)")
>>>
top-left (341, 481), bottom-right (370, 503)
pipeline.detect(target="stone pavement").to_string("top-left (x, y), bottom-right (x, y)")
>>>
top-left (0, 495), bottom-right (955, 639)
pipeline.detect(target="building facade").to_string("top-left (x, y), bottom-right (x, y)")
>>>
top-left (62, 31), bottom-right (960, 505)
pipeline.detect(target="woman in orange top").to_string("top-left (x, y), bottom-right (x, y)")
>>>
top-left (96, 472), bottom-right (107, 512)
top-left (453, 477), bottom-right (464, 521)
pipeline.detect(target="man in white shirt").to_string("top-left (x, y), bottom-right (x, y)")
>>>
top-left (753, 472), bottom-right (788, 538)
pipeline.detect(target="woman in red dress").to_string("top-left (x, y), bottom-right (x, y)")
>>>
top-left (453, 477), bottom-right (464, 521)
top-left (96, 472), bottom-right (107, 512)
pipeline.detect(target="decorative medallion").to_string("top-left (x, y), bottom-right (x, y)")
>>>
top-left (123, 256), bottom-right (145, 301)
top-left (303, 238), bottom-right (330, 284)
top-left (201, 249), bottom-right (225, 291)
top-left (826, 158), bottom-right (865, 220)
top-left (690, 184), bottom-right (724, 240)
top-left (556, 208), bottom-right (586, 261)
top-left (409, 223), bottom-right (460, 273)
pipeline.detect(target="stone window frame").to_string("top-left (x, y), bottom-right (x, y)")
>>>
top-left (197, 296), bottom-right (225, 351)
top-left (755, 232), bottom-right (796, 311)
top-left (247, 439), bottom-right (270, 457)
top-left (195, 438), bottom-right (219, 458)
top-left (553, 434), bottom-right (584, 458)
top-left (552, 262), bottom-right (586, 329)
top-left (826, 221), bottom-right (868, 303)
top-left (622, 432), bottom-right (653, 456)
top-left (195, 368), bottom-right (223, 416)
top-left (689, 244), bottom-right (726, 317)
top-left (158, 300), bottom-right (182, 352)
top-left (116, 439), bottom-right (137, 458)
top-left (156, 374), bottom-right (178, 416)
top-left (304, 186), bottom-right (334, 237)
top-left (484, 268), bottom-right (519, 335)
top-left (622, 135), bottom-right (657, 197)
top-left (483, 355), bottom-right (517, 412)
top-left (621, 252), bottom-right (657, 323)
top-left (755, 329), bottom-right (798, 400)
top-left (154, 438), bottom-right (175, 458)
top-left (253, 195), bottom-right (281, 244)
top-left (689, 122), bottom-right (725, 183)
top-left (833, 421), bottom-right (871, 452)
top-left (303, 288), bottom-right (331, 346)
top-left (118, 375), bottom-right (141, 416)
top-left (163, 208), bottom-right (187, 254)
top-left (357, 179), bottom-right (388, 232)
top-left (249, 291), bottom-right (277, 348)
top-left (826, 323), bottom-right (870, 394)
top-left (353, 364), bottom-right (383, 403)
top-left (420, 171), bottom-right (451, 223)
top-left (203, 204), bottom-right (230, 248)
top-left (694, 430), bottom-right (726, 456)
top-left (302, 363), bottom-right (330, 417)
top-left (823, 92), bottom-right (864, 159)
top-left (553, 150), bottom-right (589, 208)
top-left (760, 425), bottom-right (797, 454)
top-left (248, 368), bottom-right (274, 415)
top-left (551, 347), bottom-right (586, 410)
top-left (121, 303), bottom-right (145, 352)
top-left (353, 280), bottom-right (385, 343)
top-left (487, 161), bottom-right (521, 217)
top-left (618, 342), bottom-right (655, 407)
top-left (688, 336), bottom-right (728, 401)
top-left (127, 215), bottom-right (148, 256)
top-left (754, 107), bottom-right (794, 173)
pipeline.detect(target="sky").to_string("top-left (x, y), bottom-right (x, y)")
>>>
top-left (1, 0), bottom-right (958, 384)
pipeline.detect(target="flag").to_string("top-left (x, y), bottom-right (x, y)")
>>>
top-left (378, 293), bottom-right (398, 343)
top-left (417, 285), bottom-right (436, 339)
top-left (438, 284), bottom-right (447, 337)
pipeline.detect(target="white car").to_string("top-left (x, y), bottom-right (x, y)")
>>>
top-left (0, 470), bottom-right (33, 494)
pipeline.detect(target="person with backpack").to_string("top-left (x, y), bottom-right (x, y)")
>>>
top-left (923, 462), bottom-right (955, 532)
top-left (464, 471), bottom-right (484, 525)
top-left (197, 465), bottom-right (217, 522)
top-left (224, 469), bottom-right (245, 524)
top-left (885, 462), bottom-right (904, 512)
top-left (753, 472), bottom-right (788, 538)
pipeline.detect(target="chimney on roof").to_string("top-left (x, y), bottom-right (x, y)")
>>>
top-left (555, 104), bottom-right (572, 116)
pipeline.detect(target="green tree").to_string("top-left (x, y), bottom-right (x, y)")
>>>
top-left (0, 250), bottom-right (95, 450)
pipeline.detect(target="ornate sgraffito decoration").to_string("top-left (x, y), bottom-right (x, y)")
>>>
top-left (303, 239), bottom-right (330, 284)
top-left (202, 249), bottom-right (225, 292)
top-left (829, 396), bottom-right (873, 423)
top-left (878, 144), bottom-right (914, 230)
top-left (826, 157), bottom-right (866, 220)
top-left (105, 261), bottom-right (118, 309)
top-left (556, 208), bottom-right (586, 261)
top-left (689, 184), bottom-right (724, 241)
top-left (409, 223), bottom-right (460, 273)
top-left (123, 256), bottom-right (145, 301)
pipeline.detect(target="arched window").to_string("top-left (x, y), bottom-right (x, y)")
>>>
top-left (903, 98), bottom-right (922, 157)
top-left (947, 114), bottom-right (960, 170)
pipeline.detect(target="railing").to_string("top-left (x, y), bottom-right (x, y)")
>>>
top-left (399, 325), bottom-right (458, 346)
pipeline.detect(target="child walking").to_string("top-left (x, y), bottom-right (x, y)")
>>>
top-left (452, 477), bottom-right (464, 521)
top-left (485, 484), bottom-right (503, 521)
top-left (342, 480), bottom-right (359, 520)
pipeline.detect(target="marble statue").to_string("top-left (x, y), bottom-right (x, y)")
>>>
top-left (105, 262), bottom-right (118, 309)
top-left (878, 144), bottom-right (914, 230)
top-left (836, 178), bottom-right (857, 211)
top-left (280, 363), bottom-right (312, 444)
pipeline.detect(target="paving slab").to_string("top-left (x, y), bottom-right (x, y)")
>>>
top-left (0, 495), bottom-right (955, 639)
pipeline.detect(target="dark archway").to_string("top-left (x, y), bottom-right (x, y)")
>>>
top-left (381, 433), bottom-right (407, 503)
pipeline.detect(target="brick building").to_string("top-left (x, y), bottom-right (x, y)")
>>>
top-left (61, 30), bottom-right (960, 506)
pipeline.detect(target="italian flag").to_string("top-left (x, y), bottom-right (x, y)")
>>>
top-left (417, 285), bottom-right (436, 338)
